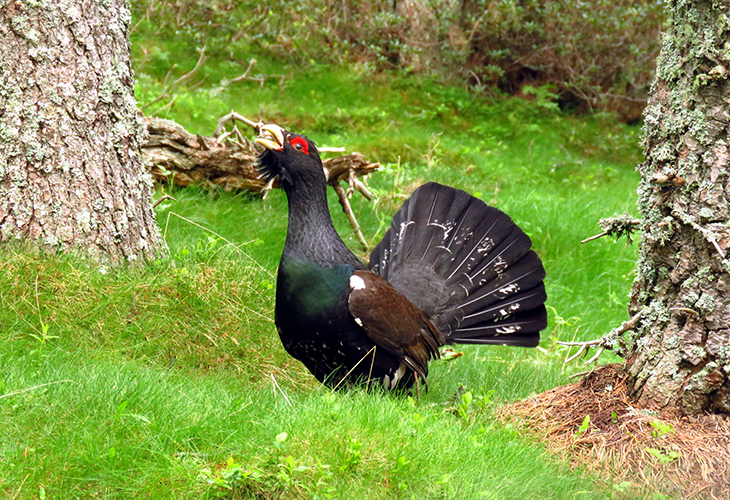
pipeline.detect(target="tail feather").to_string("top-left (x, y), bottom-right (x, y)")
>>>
top-left (369, 182), bottom-right (547, 348)
top-left (449, 307), bottom-right (546, 346)
top-left (457, 251), bottom-right (545, 317)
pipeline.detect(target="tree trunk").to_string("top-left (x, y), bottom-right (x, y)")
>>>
top-left (626, 0), bottom-right (730, 415)
top-left (0, 0), bottom-right (162, 265)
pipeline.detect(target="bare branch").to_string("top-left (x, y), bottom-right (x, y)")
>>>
top-left (170, 47), bottom-right (206, 89)
top-left (214, 111), bottom-right (264, 137)
top-left (332, 182), bottom-right (369, 250)
top-left (582, 214), bottom-right (641, 244)
top-left (559, 309), bottom-right (645, 365)
top-left (228, 58), bottom-right (285, 88)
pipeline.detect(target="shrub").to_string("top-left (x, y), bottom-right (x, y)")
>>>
top-left (131, 0), bottom-right (662, 120)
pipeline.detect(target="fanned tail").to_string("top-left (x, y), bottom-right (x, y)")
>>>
top-left (369, 182), bottom-right (547, 347)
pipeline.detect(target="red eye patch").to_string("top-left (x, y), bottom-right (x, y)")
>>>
top-left (289, 136), bottom-right (310, 155)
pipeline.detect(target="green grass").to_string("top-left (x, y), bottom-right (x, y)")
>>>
top-left (0, 12), bottom-right (650, 499)
top-left (1, 315), bottom-right (615, 499)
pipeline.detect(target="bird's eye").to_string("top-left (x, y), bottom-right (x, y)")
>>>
top-left (289, 136), bottom-right (310, 155)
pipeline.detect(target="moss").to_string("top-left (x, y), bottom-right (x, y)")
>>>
top-left (10, 15), bottom-right (40, 44)
top-left (696, 265), bottom-right (714, 282)
top-left (683, 291), bottom-right (700, 308)
top-left (696, 293), bottom-right (717, 315)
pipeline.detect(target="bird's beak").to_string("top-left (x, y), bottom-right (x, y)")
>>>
top-left (255, 124), bottom-right (285, 151)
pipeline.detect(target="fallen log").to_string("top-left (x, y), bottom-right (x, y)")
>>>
top-left (141, 115), bottom-right (381, 248)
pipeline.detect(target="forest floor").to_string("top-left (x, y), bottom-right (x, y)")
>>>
top-left (499, 364), bottom-right (730, 500)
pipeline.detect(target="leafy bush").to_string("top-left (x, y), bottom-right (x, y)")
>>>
top-left (131, 0), bottom-right (662, 120)
top-left (462, 0), bottom-right (663, 121)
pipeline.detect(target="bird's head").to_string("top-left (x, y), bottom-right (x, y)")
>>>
top-left (256, 124), bottom-right (323, 189)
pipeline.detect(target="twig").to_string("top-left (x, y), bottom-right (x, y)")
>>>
top-left (581, 231), bottom-right (610, 244)
top-left (214, 111), bottom-right (263, 137)
top-left (0, 380), bottom-right (74, 400)
top-left (149, 95), bottom-right (178, 117)
top-left (568, 369), bottom-right (595, 380)
top-left (142, 48), bottom-right (206, 113)
top-left (331, 346), bottom-right (377, 392)
top-left (559, 309), bottom-right (645, 365)
top-left (229, 58), bottom-right (258, 84)
top-left (353, 179), bottom-right (374, 201)
top-left (270, 374), bottom-right (292, 407)
top-left (228, 58), bottom-right (285, 87)
top-left (332, 183), bottom-right (369, 250)
top-left (582, 214), bottom-right (641, 244)
top-left (152, 194), bottom-right (177, 209)
top-left (169, 47), bottom-right (207, 89)
top-left (669, 307), bottom-right (699, 316)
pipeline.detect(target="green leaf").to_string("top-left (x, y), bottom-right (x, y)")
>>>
top-left (114, 400), bottom-right (128, 420)
top-left (576, 415), bottom-right (590, 436)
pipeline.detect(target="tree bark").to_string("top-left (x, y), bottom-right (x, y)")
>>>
top-left (626, 0), bottom-right (730, 415)
top-left (0, 0), bottom-right (162, 265)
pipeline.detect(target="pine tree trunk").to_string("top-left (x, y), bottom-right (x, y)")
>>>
top-left (627, 0), bottom-right (730, 415)
top-left (0, 0), bottom-right (162, 265)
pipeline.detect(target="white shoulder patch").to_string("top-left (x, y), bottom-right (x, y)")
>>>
top-left (349, 274), bottom-right (366, 290)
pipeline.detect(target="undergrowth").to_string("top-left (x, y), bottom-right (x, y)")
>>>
top-left (0, 4), bottom-right (654, 499)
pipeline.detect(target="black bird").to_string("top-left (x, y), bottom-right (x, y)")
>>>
top-left (256, 124), bottom-right (547, 391)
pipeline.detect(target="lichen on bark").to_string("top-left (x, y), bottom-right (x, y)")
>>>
top-left (0, 0), bottom-right (162, 265)
top-left (627, 0), bottom-right (730, 414)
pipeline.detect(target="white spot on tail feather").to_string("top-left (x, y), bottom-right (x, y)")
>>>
top-left (350, 275), bottom-right (366, 290)
top-left (383, 362), bottom-right (408, 390)
top-left (499, 283), bottom-right (520, 295)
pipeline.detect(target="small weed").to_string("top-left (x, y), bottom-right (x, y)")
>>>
top-left (341, 437), bottom-right (362, 471)
top-left (26, 276), bottom-right (59, 350)
top-left (456, 390), bottom-right (473, 419)
top-left (649, 420), bottom-right (675, 439)
top-left (454, 388), bottom-right (495, 420)
top-left (645, 448), bottom-right (680, 465)
top-left (200, 456), bottom-right (264, 496)
top-left (576, 415), bottom-right (591, 437)
top-left (114, 400), bottom-right (129, 421)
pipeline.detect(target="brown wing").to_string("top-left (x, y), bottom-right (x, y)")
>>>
top-left (347, 270), bottom-right (444, 381)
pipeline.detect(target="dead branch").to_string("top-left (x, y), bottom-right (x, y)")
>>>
top-left (214, 111), bottom-right (264, 137)
top-left (227, 58), bottom-right (285, 87)
top-left (559, 309), bottom-right (645, 365)
top-left (141, 115), bottom-right (380, 246)
top-left (581, 214), bottom-right (641, 244)
top-left (142, 47), bottom-right (207, 115)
